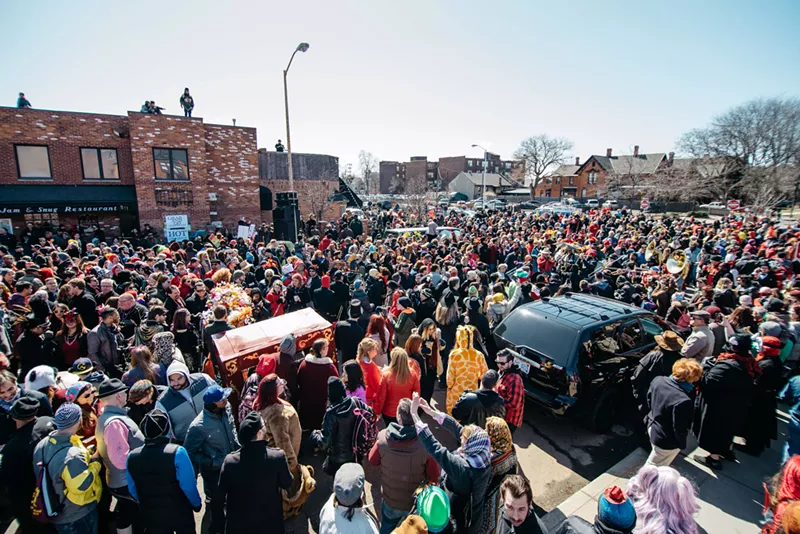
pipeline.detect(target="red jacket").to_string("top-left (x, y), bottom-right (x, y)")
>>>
top-left (359, 360), bottom-right (382, 411)
top-left (375, 370), bottom-right (420, 418)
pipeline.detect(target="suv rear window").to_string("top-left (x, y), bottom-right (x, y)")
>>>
top-left (495, 309), bottom-right (578, 366)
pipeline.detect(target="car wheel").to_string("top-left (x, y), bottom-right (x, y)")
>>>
top-left (588, 389), bottom-right (620, 433)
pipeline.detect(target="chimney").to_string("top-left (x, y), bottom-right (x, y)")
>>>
top-left (575, 157), bottom-right (580, 166)
top-left (668, 151), bottom-right (675, 162)
top-left (633, 145), bottom-right (639, 157)
top-left (606, 148), bottom-right (613, 157)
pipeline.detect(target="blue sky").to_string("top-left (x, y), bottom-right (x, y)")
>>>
top-left (1, 0), bottom-right (798, 174)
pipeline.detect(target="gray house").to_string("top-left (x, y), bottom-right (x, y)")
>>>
top-left (447, 171), bottom-right (514, 200)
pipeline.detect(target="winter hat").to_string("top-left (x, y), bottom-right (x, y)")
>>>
top-left (321, 275), bottom-right (331, 289)
top-left (85, 371), bottom-right (107, 385)
top-left (166, 360), bottom-right (191, 385)
top-left (739, 295), bottom-right (754, 307)
top-left (279, 334), bottom-right (296, 355)
top-left (153, 332), bottom-right (177, 365)
top-left (255, 354), bottom-right (277, 377)
top-left (392, 515), bottom-right (428, 534)
top-left (597, 486), bottom-right (636, 531)
top-left (328, 376), bottom-right (346, 405)
top-left (334, 463), bottom-right (365, 507)
top-left (238, 410), bottom-right (264, 443)
top-left (24, 365), bottom-right (57, 392)
top-left (128, 380), bottom-right (154, 404)
top-left (492, 293), bottom-right (505, 303)
top-left (54, 403), bottom-right (82, 430)
top-left (767, 298), bottom-right (786, 313)
top-left (141, 409), bottom-right (170, 440)
top-left (398, 296), bottom-right (413, 309)
top-left (416, 485), bottom-right (450, 533)
top-left (467, 286), bottom-right (478, 298)
top-left (760, 321), bottom-right (783, 338)
top-left (353, 279), bottom-right (363, 291)
top-left (65, 381), bottom-right (90, 403)
top-left (369, 268), bottom-right (380, 279)
top-left (10, 396), bottom-right (40, 421)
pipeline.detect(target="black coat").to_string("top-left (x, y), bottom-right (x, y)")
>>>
top-left (312, 287), bottom-right (338, 322)
top-left (496, 508), bottom-right (547, 534)
top-left (553, 515), bottom-right (633, 534)
top-left (184, 293), bottom-right (208, 317)
top-left (285, 285), bottom-right (311, 313)
top-left (330, 280), bottom-right (350, 317)
top-left (630, 348), bottom-right (682, 418)
top-left (743, 355), bottom-right (783, 452)
top-left (211, 441), bottom-right (292, 534)
top-left (367, 277), bottom-right (387, 307)
top-left (334, 319), bottom-right (365, 363)
top-left (70, 290), bottom-right (99, 329)
top-left (312, 396), bottom-right (366, 475)
top-left (452, 389), bottom-right (506, 428)
top-left (646, 376), bottom-right (694, 450)
top-left (14, 331), bottom-right (58, 378)
top-left (693, 358), bottom-right (755, 455)
top-left (416, 298), bottom-right (436, 325)
top-left (0, 417), bottom-right (55, 524)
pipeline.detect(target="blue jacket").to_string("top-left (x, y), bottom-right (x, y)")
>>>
top-left (184, 405), bottom-right (240, 472)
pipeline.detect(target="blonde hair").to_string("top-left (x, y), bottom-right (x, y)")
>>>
top-left (357, 338), bottom-right (379, 361)
top-left (387, 347), bottom-right (411, 385)
top-left (211, 268), bottom-right (231, 284)
top-left (672, 358), bottom-right (703, 383)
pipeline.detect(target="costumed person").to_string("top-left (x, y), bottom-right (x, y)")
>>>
top-left (626, 464), bottom-right (699, 534)
top-left (480, 416), bottom-right (521, 533)
top-left (553, 485), bottom-right (637, 534)
top-left (742, 335), bottom-right (783, 456)
top-left (692, 334), bottom-right (756, 469)
top-left (762, 455), bottom-right (800, 534)
top-left (446, 325), bottom-right (489, 414)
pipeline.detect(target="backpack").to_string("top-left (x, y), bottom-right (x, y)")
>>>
top-left (31, 445), bottom-right (69, 523)
top-left (352, 402), bottom-right (378, 459)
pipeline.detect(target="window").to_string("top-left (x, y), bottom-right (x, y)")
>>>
top-left (545, 189), bottom-right (551, 197)
top-left (569, 176), bottom-right (575, 185)
top-left (155, 189), bottom-right (194, 207)
top-left (588, 171), bottom-right (597, 185)
top-left (15, 145), bottom-right (51, 179)
top-left (81, 148), bottom-right (119, 180)
top-left (505, 162), bottom-right (512, 169)
top-left (556, 176), bottom-right (561, 184)
top-left (153, 148), bottom-right (189, 180)
top-left (581, 188), bottom-right (587, 197)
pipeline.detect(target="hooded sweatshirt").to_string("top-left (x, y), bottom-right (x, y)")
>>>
top-left (155, 361), bottom-right (215, 443)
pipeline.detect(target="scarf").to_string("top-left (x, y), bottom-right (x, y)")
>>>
top-left (459, 428), bottom-right (491, 470)
top-left (717, 352), bottom-right (762, 378)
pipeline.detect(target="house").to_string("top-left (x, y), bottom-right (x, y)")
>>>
top-left (448, 171), bottom-right (514, 200)
top-left (534, 147), bottom-right (670, 199)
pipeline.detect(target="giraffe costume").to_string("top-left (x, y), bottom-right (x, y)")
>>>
top-left (446, 325), bottom-right (489, 414)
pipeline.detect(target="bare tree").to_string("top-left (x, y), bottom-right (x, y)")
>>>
top-left (647, 155), bottom-right (735, 203)
top-left (514, 135), bottom-right (573, 189)
top-left (340, 161), bottom-right (365, 192)
top-left (602, 155), bottom-right (650, 205)
top-left (678, 97), bottom-right (800, 205)
top-left (305, 171), bottom-right (338, 221)
top-left (358, 150), bottom-right (378, 195)
top-left (404, 170), bottom-right (430, 217)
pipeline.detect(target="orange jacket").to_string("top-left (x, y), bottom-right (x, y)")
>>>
top-left (359, 360), bottom-right (383, 411)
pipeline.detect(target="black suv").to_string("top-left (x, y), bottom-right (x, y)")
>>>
top-left (493, 293), bottom-right (672, 432)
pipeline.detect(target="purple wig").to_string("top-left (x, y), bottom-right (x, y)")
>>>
top-left (627, 464), bottom-right (699, 534)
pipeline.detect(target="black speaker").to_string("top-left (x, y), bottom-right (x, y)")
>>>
top-left (274, 191), bottom-right (299, 242)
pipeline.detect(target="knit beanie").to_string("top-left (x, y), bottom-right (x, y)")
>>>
top-left (128, 380), bottom-right (154, 404)
top-left (141, 409), bottom-right (170, 439)
top-left (65, 381), bottom-right (90, 403)
top-left (238, 411), bottom-right (264, 443)
top-left (255, 354), bottom-right (277, 377)
top-left (328, 376), bottom-right (346, 405)
top-left (279, 334), bottom-right (296, 355)
top-left (597, 486), bottom-right (636, 531)
top-left (321, 275), bottom-right (331, 289)
top-left (54, 403), bottom-right (82, 430)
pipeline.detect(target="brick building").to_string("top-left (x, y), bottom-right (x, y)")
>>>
top-left (0, 106), bottom-right (260, 239)
top-left (258, 150), bottom-right (345, 223)
top-left (534, 147), bottom-right (669, 199)
top-left (379, 153), bottom-right (522, 194)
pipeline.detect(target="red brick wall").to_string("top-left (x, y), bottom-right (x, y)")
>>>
top-left (438, 156), bottom-right (466, 187)
top-left (204, 124), bottom-right (260, 230)
top-left (573, 158), bottom-right (606, 198)
top-left (0, 107), bottom-right (134, 185)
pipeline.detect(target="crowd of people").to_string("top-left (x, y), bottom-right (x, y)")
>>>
top-left (0, 200), bottom-right (798, 533)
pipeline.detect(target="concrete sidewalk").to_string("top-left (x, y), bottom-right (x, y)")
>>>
top-left (542, 412), bottom-right (790, 534)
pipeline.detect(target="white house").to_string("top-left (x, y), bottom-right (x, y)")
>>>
top-left (447, 172), bottom-right (514, 200)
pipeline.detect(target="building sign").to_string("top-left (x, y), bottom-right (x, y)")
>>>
top-left (0, 205), bottom-right (125, 215)
top-left (164, 214), bottom-right (190, 243)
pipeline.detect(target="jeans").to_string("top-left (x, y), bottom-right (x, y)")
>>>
top-left (53, 508), bottom-right (98, 534)
top-left (380, 501), bottom-right (409, 534)
top-left (184, 109), bottom-right (192, 118)
top-left (784, 418), bottom-right (800, 464)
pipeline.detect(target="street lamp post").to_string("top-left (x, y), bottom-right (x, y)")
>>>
top-left (283, 42), bottom-right (309, 192)
top-left (471, 144), bottom-right (488, 203)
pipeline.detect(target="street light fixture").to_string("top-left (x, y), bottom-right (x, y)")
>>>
top-left (471, 143), bottom-right (488, 203)
top-left (284, 42), bottom-right (310, 192)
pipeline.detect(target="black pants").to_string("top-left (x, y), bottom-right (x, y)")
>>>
top-left (382, 414), bottom-right (397, 427)
top-left (184, 110), bottom-right (192, 118)
top-left (420, 373), bottom-right (436, 403)
top-left (110, 486), bottom-right (138, 530)
top-left (508, 422), bottom-right (518, 435)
